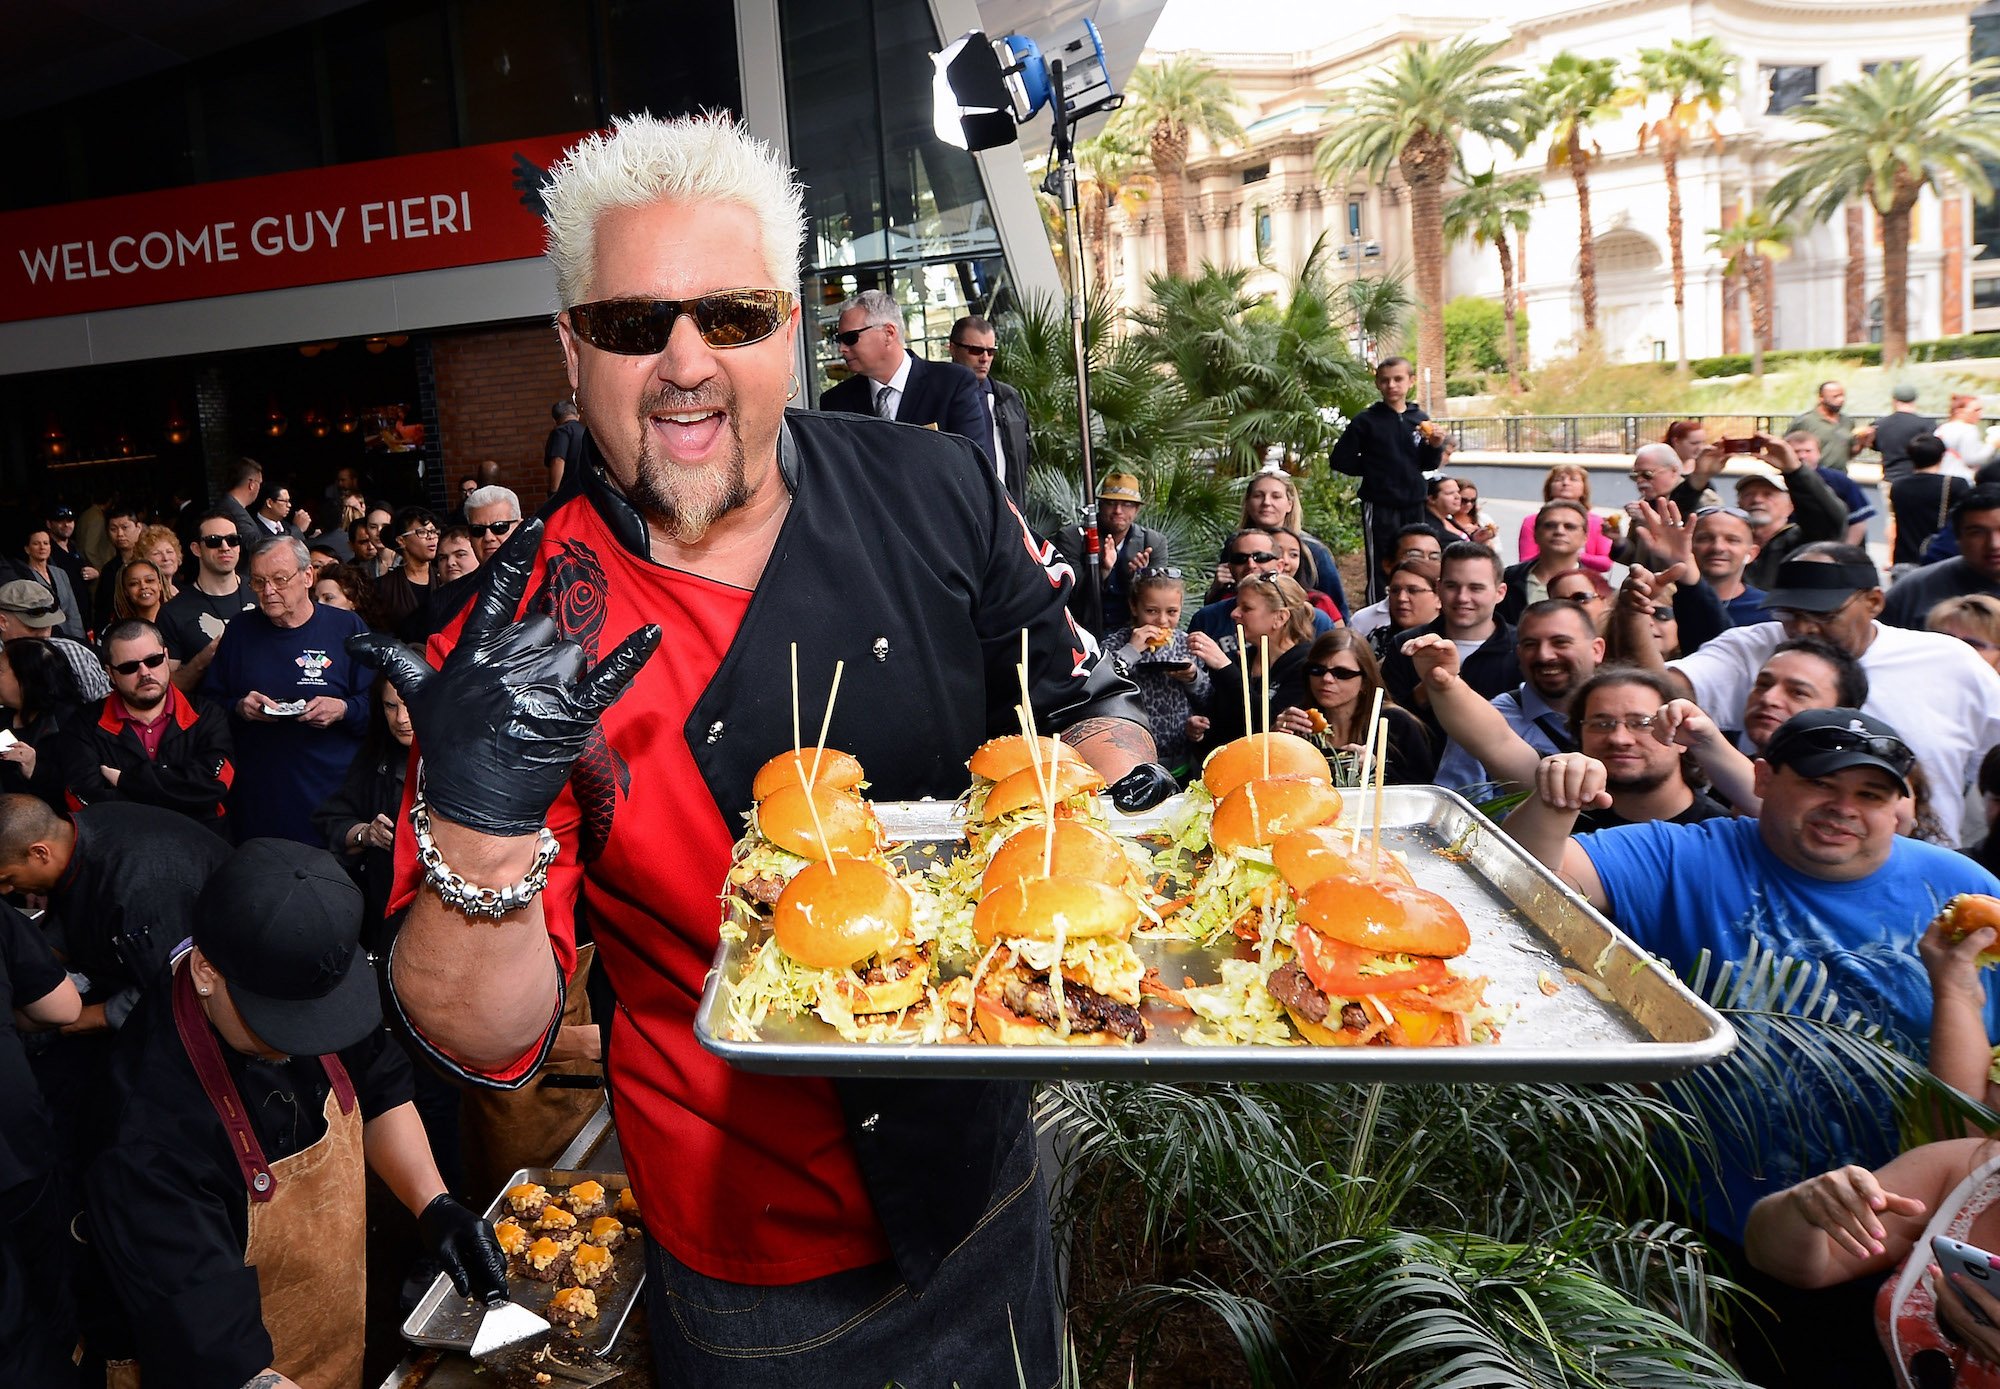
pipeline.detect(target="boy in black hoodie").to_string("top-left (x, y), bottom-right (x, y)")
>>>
top-left (1329, 357), bottom-right (1447, 602)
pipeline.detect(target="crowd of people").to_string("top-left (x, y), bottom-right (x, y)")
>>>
top-left (7, 106), bottom-right (2000, 1387)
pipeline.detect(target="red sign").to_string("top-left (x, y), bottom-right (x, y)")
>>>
top-left (0, 131), bottom-right (592, 324)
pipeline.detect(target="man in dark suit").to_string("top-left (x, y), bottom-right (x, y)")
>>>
top-left (819, 290), bottom-right (988, 454)
top-left (949, 314), bottom-right (1030, 508)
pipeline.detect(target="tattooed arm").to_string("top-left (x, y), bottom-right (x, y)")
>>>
top-left (241, 1371), bottom-right (304, 1389)
top-left (1060, 715), bottom-right (1156, 783)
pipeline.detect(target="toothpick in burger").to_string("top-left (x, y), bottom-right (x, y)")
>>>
top-left (726, 775), bottom-right (884, 909)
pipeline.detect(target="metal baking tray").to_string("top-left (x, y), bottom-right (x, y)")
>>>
top-left (694, 787), bottom-right (1737, 1082)
top-left (402, 1166), bottom-right (644, 1356)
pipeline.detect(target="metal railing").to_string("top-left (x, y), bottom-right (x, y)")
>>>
top-left (1445, 414), bottom-right (1787, 454)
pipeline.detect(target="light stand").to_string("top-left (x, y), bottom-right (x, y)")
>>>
top-left (1043, 58), bottom-right (1104, 634)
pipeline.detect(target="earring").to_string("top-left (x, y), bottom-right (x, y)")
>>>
top-left (197, 988), bottom-right (210, 997)
top-left (787, 372), bottom-right (800, 403)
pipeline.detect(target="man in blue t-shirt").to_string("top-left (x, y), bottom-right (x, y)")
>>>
top-left (203, 536), bottom-right (371, 845)
top-left (1507, 707), bottom-right (2000, 1243)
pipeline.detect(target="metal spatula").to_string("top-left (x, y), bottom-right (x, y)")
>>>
top-left (470, 1290), bottom-right (552, 1356)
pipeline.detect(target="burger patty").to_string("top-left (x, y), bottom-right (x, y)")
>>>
top-left (1264, 960), bottom-right (1368, 1032)
top-left (1002, 976), bottom-right (1147, 1042)
top-left (861, 944), bottom-right (929, 987)
top-left (738, 873), bottom-right (787, 906)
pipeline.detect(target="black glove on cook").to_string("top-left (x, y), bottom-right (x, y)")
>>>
top-left (347, 519), bottom-right (660, 837)
top-left (420, 1193), bottom-right (510, 1303)
top-left (1109, 761), bottom-right (1179, 813)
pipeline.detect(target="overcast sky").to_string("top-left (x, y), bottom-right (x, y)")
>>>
top-left (1148, 0), bottom-right (1512, 54)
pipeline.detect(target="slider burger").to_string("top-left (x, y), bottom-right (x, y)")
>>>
top-left (727, 780), bottom-right (884, 906)
top-left (750, 747), bottom-right (866, 801)
top-left (1265, 875), bottom-right (1493, 1047)
top-left (1162, 730), bottom-right (1331, 855)
top-left (1270, 826), bottom-right (1416, 891)
top-left (729, 857), bottom-right (942, 1042)
top-left (1177, 777), bottom-right (1342, 946)
top-left (982, 820), bottom-right (1143, 897)
top-left (971, 876), bottom-right (1146, 1045)
top-left (1939, 893), bottom-right (2000, 967)
top-left (964, 735), bottom-right (1084, 820)
top-left (967, 757), bottom-right (1107, 850)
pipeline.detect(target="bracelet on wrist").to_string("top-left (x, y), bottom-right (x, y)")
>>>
top-left (412, 796), bottom-right (559, 920)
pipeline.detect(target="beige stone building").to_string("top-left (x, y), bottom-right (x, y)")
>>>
top-left (1109, 0), bottom-right (1992, 366)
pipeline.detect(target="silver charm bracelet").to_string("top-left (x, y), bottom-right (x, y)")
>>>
top-left (411, 797), bottom-right (560, 919)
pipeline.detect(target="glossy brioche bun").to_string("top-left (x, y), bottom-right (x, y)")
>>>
top-left (978, 759), bottom-right (1106, 823)
top-left (1271, 826), bottom-right (1415, 891)
top-left (973, 875), bottom-right (1139, 945)
top-left (983, 821), bottom-right (1132, 894)
top-left (1942, 893), bottom-right (2000, 967)
top-left (757, 783), bottom-right (879, 861)
top-left (1201, 732), bottom-right (1330, 800)
top-left (1211, 778), bottom-right (1344, 857)
top-left (751, 748), bottom-right (865, 802)
top-left (969, 734), bottom-right (1085, 784)
top-left (1295, 876), bottom-right (1470, 959)
top-left (973, 984), bottom-right (1131, 1046)
top-left (771, 858), bottom-right (910, 970)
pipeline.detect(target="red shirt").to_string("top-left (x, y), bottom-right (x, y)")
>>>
top-left (118, 692), bottom-right (174, 760)
top-left (398, 499), bottom-right (889, 1284)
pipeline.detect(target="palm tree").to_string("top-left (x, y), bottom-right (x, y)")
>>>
top-left (1117, 57), bottom-right (1245, 280)
top-left (1709, 205), bottom-right (1796, 379)
top-left (1626, 38), bottom-right (1738, 374)
top-left (1770, 59), bottom-right (2000, 362)
top-left (1316, 37), bottom-right (1526, 402)
top-left (1531, 52), bottom-right (1623, 340)
top-left (1444, 169), bottom-right (1543, 391)
top-left (1073, 129), bottom-right (1153, 294)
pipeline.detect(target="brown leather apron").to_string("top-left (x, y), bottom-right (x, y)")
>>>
top-left (459, 944), bottom-right (602, 1193)
top-left (168, 959), bottom-right (367, 1388)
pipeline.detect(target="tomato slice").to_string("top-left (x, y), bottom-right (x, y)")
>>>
top-left (1296, 926), bottom-right (1448, 996)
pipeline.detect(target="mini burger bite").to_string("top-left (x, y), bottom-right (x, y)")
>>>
top-left (1268, 875), bottom-right (1492, 1047)
top-left (1939, 894), bottom-right (2000, 967)
top-left (1202, 732), bottom-right (1331, 801)
top-left (1270, 826), bottom-right (1415, 890)
top-left (963, 735), bottom-right (1085, 821)
top-left (982, 820), bottom-right (1140, 896)
top-left (971, 876), bottom-right (1146, 1045)
top-left (1176, 778), bottom-right (1343, 946)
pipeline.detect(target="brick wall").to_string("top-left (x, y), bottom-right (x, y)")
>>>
top-left (430, 321), bottom-right (572, 508)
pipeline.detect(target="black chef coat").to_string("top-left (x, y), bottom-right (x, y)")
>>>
top-left (83, 964), bottom-right (410, 1389)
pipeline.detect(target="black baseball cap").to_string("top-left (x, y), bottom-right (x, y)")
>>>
top-left (193, 838), bottom-right (379, 1055)
top-left (1762, 708), bottom-right (1914, 794)
top-left (1763, 557), bottom-right (1881, 613)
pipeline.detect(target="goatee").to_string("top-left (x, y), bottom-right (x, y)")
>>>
top-left (629, 386), bottom-right (752, 544)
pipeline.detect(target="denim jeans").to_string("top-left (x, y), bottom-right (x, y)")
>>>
top-left (643, 1122), bottom-right (1059, 1389)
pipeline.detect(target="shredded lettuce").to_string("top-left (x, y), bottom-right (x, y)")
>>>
top-left (1013, 934), bottom-right (1144, 1004)
top-left (1159, 783), bottom-right (1215, 855)
top-left (1182, 956), bottom-right (1299, 1047)
top-left (1173, 847), bottom-right (1287, 947)
top-left (968, 792), bottom-right (1105, 849)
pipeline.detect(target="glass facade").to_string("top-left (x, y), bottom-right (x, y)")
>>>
top-left (0, 0), bottom-right (741, 213)
top-left (780, 0), bottom-right (1011, 393)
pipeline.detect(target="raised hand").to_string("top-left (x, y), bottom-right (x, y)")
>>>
top-left (346, 519), bottom-right (660, 838)
top-left (1632, 497), bottom-right (1692, 571)
top-left (1535, 752), bottom-right (1612, 813)
top-left (1652, 698), bottom-right (1719, 752)
top-left (1783, 1166), bottom-right (1925, 1261)
top-left (1401, 632), bottom-right (1460, 689)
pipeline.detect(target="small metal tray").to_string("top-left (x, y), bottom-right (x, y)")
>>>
top-left (693, 786), bottom-right (1737, 1082)
top-left (401, 1166), bottom-right (645, 1356)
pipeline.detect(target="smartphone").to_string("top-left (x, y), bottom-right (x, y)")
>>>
top-left (1720, 437), bottom-right (1761, 455)
top-left (1933, 1235), bottom-right (2000, 1325)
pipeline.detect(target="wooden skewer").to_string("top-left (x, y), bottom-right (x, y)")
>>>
top-left (1369, 714), bottom-right (1391, 877)
top-left (1260, 635), bottom-right (1271, 779)
top-left (808, 660), bottom-right (845, 791)
top-left (799, 778), bottom-right (838, 877)
top-left (1017, 705), bottom-right (1056, 876)
top-left (1236, 624), bottom-right (1252, 751)
top-left (789, 642), bottom-right (802, 765)
top-left (1351, 688), bottom-right (1384, 853)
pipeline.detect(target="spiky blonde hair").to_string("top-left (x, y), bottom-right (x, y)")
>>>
top-left (541, 112), bottom-right (805, 308)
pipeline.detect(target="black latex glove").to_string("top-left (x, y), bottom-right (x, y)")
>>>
top-left (1109, 761), bottom-right (1179, 813)
top-left (419, 1193), bottom-right (510, 1303)
top-left (346, 518), bottom-right (660, 837)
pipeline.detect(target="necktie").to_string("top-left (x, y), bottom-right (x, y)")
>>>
top-left (876, 385), bottom-right (898, 420)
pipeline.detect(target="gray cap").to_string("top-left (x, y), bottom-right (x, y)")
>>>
top-left (0, 580), bottom-right (64, 628)
top-left (1892, 383), bottom-right (1919, 403)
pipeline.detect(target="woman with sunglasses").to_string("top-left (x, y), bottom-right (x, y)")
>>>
top-left (1187, 573), bottom-right (1317, 750)
top-left (0, 636), bottom-right (89, 810)
top-left (1273, 629), bottom-right (1436, 784)
top-left (1518, 464), bottom-right (1615, 573)
top-left (1422, 475), bottom-right (1478, 546)
top-left (112, 559), bottom-right (166, 626)
top-left (1548, 567), bottom-right (1613, 636)
top-left (11, 526), bottom-right (86, 642)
